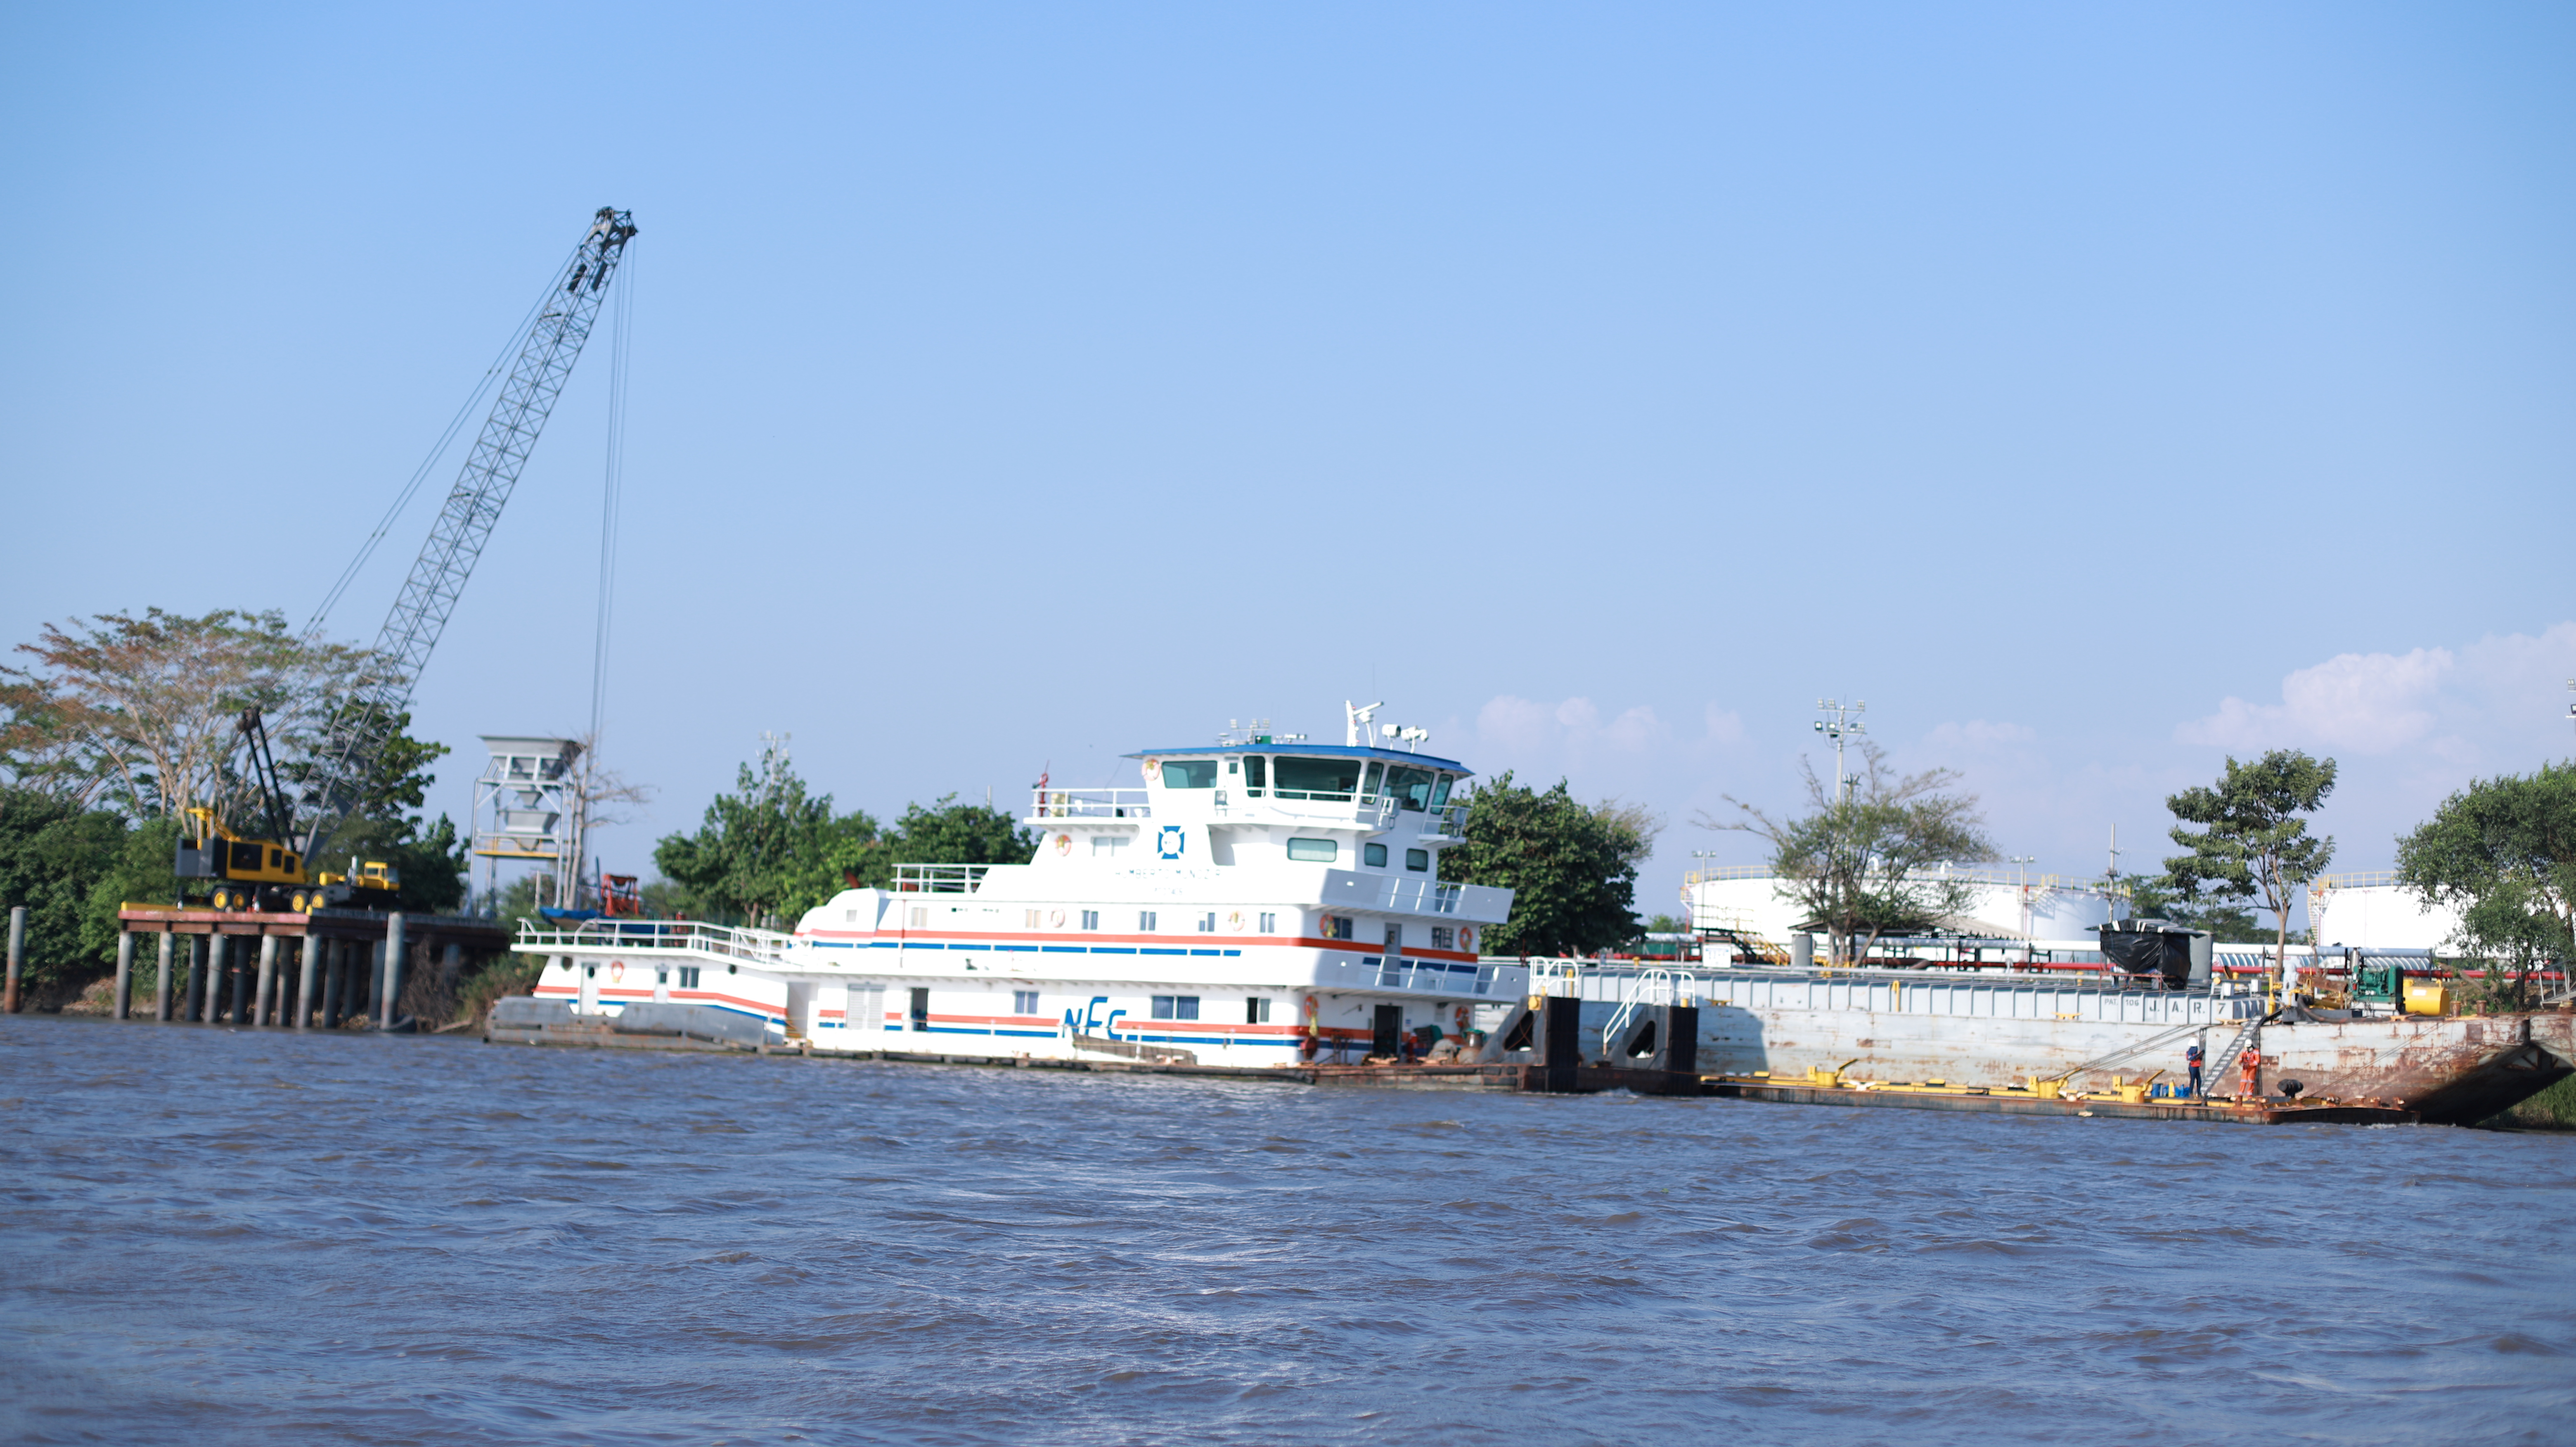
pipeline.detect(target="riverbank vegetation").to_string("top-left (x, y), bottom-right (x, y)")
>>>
top-left (0, 608), bottom-right (467, 1004)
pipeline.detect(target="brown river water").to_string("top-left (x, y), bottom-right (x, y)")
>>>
top-left (2, 1015), bottom-right (2571, 1445)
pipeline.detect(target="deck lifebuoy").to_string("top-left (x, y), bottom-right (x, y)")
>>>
top-left (1302, 993), bottom-right (1320, 1027)
top-left (1142, 758), bottom-right (1160, 778)
top-left (1459, 926), bottom-right (1475, 951)
top-left (1054, 833), bottom-right (1073, 856)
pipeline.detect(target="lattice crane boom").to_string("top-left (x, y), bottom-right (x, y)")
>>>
top-left (298, 206), bottom-right (637, 863)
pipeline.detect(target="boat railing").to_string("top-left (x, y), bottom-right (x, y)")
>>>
top-left (893, 863), bottom-right (993, 893)
top-left (514, 917), bottom-right (798, 969)
top-left (1028, 788), bottom-right (1151, 820)
top-left (1418, 802), bottom-right (1470, 843)
top-left (1597, 966), bottom-right (1698, 1053)
top-left (1528, 959), bottom-right (1583, 999)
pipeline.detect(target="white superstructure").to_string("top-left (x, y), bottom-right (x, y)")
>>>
top-left (526, 713), bottom-right (1524, 1064)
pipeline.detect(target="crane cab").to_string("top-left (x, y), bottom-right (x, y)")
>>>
top-left (175, 807), bottom-right (315, 910)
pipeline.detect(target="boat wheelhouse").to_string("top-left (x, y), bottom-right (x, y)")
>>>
top-left (527, 709), bottom-right (1525, 1065)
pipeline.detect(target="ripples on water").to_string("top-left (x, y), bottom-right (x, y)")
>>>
top-left (2, 1017), bottom-right (2571, 1445)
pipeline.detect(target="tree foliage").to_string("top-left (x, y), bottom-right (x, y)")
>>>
top-left (651, 739), bottom-right (1038, 929)
top-left (1, 608), bottom-right (369, 823)
top-left (1702, 741), bottom-right (1996, 965)
top-left (2113, 873), bottom-right (2268, 943)
top-left (2161, 749), bottom-right (2336, 973)
top-left (0, 788), bottom-right (128, 993)
top-left (653, 738), bottom-right (876, 929)
top-left (1437, 771), bottom-right (1656, 957)
top-left (2394, 760), bottom-right (2576, 1010)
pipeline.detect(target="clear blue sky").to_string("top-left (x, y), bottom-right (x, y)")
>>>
top-left (5, 3), bottom-right (2571, 914)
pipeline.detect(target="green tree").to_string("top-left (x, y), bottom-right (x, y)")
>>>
top-left (294, 709), bottom-right (468, 913)
top-left (2394, 761), bottom-right (2576, 1011)
top-left (2161, 749), bottom-right (2336, 980)
top-left (1437, 771), bottom-right (1656, 957)
top-left (653, 737), bottom-right (880, 928)
top-left (0, 788), bottom-right (127, 994)
top-left (1703, 742), bottom-right (1996, 965)
top-left (878, 794), bottom-right (1037, 876)
top-left (2114, 872), bottom-right (2269, 943)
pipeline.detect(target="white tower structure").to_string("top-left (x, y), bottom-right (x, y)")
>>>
top-left (471, 735), bottom-right (584, 911)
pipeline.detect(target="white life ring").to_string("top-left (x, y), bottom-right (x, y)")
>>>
top-left (1049, 908), bottom-right (1066, 927)
top-left (1226, 910), bottom-right (1245, 932)
top-left (1142, 758), bottom-right (1161, 778)
top-left (1054, 833), bottom-right (1073, 857)
top-left (608, 961), bottom-right (625, 982)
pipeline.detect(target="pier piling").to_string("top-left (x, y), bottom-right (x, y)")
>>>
top-left (5, 904), bottom-right (22, 1014)
top-left (254, 935), bottom-right (279, 1027)
top-left (114, 932), bottom-right (134, 1020)
top-left (182, 936), bottom-right (204, 1023)
top-left (296, 935), bottom-right (319, 1031)
top-left (204, 935), bottom-right (228, 1023)
top-left (154, 933), bottom-right (173, 1022)
top-left (381, 913), bottom-right (405, 1028)
top-left (322, 941), bottom-right (344, 1027)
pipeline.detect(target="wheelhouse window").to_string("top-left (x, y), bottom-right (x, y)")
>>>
top-left (1273, 757), bottom-right (1361, 801)
top-left (1286, 837), bottom-right (1337, 863)
top-left (1430, 775), bottom-right (1455, 809)
top-left (1243, 756), bottom-right (1267, 797)
top-left (1385, 766), bottom-right (1435, 811)
top-left (1161, 759), bottom-right (1218, 789)
top-left (1363, 842), bottom-right (1388, 868)
top-left (1405, 848), bottom-right (1428, 872)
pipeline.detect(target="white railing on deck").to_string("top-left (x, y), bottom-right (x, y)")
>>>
top-left (893, 863), bottom-right (993, 893)
top-left (515, 917), bottom-right (797, 970)
top-left (1029, 788), bottom-right (1151, 820)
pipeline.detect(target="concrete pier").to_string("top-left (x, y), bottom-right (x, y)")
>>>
top-left (111, 906), bottom-right (507, 1033)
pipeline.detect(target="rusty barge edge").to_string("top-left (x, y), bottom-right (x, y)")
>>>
top-left (1703, 1077), bottom-right (2419, 1125)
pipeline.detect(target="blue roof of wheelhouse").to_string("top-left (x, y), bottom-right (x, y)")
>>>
top-left (1123, 743), bottom-right (1472, 775)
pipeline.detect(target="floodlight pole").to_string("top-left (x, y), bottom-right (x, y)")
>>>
top-left (1814, 698), bottom-right (1867, 803)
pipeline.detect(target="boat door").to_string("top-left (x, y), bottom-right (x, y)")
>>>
top-left (1371, 1003), bottom-right (1401, 1058)
top-left (785, 981), bottom-right (816, 1039)
top-left (909, 987), bottom-right (930, 1032)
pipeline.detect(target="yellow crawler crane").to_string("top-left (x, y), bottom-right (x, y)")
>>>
top-left (175, 709), bottom-right (402, 911)
top-left (169, 207), bottom-right (637, 914)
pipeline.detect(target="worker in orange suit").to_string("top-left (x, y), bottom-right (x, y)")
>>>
top-left (2238, 1047), bottom-right (2262, 1099)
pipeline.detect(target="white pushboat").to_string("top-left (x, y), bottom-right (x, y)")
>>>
top-left (525, 707), bottom-right (1525, 1065)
